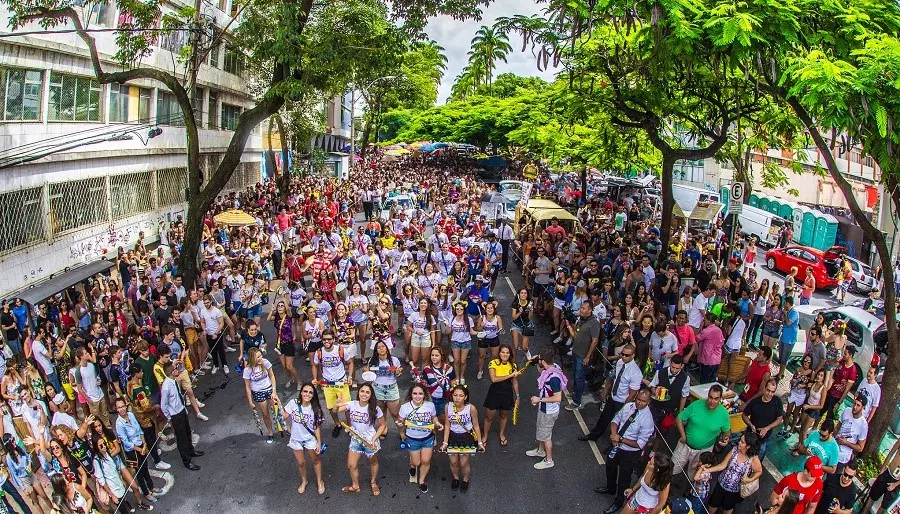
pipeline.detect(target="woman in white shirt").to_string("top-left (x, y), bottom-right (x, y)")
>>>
top-left (397, 384), bottom-right (443, 493)
top-left (284, 382), bottom-right (325, 495)
top-left (406, 298), bottom-right (437, 369)
top-left (332, 384), bottom-right (386, 496)
top-left (242, 348), bottom-right (277, 443)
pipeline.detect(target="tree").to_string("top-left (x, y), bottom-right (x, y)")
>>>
top-left (5, 0), bottom-right (487, 287)
top-left (467, 25), bottom-right (513, 94)
top-left (499, 7), bottom-right (771, 262)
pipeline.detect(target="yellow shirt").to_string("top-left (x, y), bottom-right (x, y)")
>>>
top-left (488, 360), bottom-right (516, 378)
top-left (381, 235), bottom-right (396, 249)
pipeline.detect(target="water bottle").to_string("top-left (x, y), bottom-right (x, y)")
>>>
top-left (319, 442), bottom-right (328, 455)
top-left (608, 445), bottom-right (619, 459)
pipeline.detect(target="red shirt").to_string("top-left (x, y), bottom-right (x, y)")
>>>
top-left (828, 362), bottom-right (857, 399)
top-left (774, 473), bottom-right (822, 514)
top-left (673, 324), bottom-right (697, 355)
top-left (545, 224), bottom-right (567, 238)
top-left (740, 360), bottom-right (771, 401)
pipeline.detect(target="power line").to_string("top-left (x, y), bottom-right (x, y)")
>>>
top-left (0, 27), bottom-right (201, 38)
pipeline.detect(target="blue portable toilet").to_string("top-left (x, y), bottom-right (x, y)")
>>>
top-left (792, 205), bottom-right (809, 244)
top-left (769, 198), bottom-right (782, 217)
top-left (813, 213), bottom-right (838, 250)
top-left (800, 210), bottom-right (817, 246)
top-left (749, 193), bottom-right (761, 208)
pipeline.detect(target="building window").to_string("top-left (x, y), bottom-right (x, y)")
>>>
top-left (0, 68), bottom-right (42, 121)
top-left (109, 83), bottom-right (129, 123)
top-left (139, 88), bottom-right (151, 122)
top-left (156, 91), bottom-right (184, 126)
top-left (110, 171), bottom-right (152, 220)
top-left (221, 103), bottom-right (241, 131)
top-left (49, 178), bottom-right (107, 235)
top-left (208, 91), bottom-right (219, 129)
top-left (48, 72), bottom-right (101, 122)
top-left (208, 40), bottom-right (220, 68)
top-left (223, 46), bottom-right (244, 76)
top-left (218, 0), bottom-right (228, 12)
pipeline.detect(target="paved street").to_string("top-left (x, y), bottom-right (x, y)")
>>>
top-left (151, 249), bottom-right (861, 513)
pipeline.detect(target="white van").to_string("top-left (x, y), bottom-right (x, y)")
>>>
top-left (672, 183), bottom-right (722, 216)
top-left (738, 204), bottom-right (788, 247)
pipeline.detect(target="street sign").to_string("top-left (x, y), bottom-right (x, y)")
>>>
top-left (728, 183), bottom-right (744, 214)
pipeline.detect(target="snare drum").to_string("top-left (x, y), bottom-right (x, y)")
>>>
top-left (301, 244), bottom-right (314, 260)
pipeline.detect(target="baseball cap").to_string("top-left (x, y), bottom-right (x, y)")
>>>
top-left (805, 456), bottom-right (824, 478)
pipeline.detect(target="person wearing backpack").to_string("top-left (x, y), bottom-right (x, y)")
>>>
top-left (313, 331), bottom-right (354, 438)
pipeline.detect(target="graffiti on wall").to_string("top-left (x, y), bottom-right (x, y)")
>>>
top-left (68, 209), bottom-right (184, 262)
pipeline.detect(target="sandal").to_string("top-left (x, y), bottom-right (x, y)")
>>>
top-left (500, 437), bottom-right (508, 446)
top-left (298, 482), bottom-right (308, 494)
top-left (341, 485), bottom-right (360, 493)
top-left (371, 483), bottom-right (381, 496)
top-left (318, 483), bottom-right (326, 495)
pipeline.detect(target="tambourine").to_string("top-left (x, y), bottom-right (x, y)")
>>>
top-left (360, 371), bottom-right (377, 382)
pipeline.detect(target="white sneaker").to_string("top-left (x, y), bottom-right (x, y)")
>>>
top-left (223, 365), bottom-right (230, 375)
top-left (202, 362), bottom-right (212, 370)
top-left (477, 371), bottom-right (483, 380)
top-left (525, 448), bottom-right (546, 458)
top-left (565, 403), bottom-right (582, 411)
top-left (534, 459), bottom-right (554, 470)
top-left (197, 413), bottom-right (209, 421)
top-left (191, 433), bottom-right (199, 445)
top-left (225, 346), bottom-right (237, 353)
top-left (211, 366), bottom-right (219, 375)
top-left (553, 336), bottom-right (563, 344)
top-left (155, 461), bottom-right (171, 470)
top-left (196, 401), bottom-right (206, 408)
top-left (449, 354), bottom-right (454, 363)
top-left (194, 370), bottom-right (206, 377)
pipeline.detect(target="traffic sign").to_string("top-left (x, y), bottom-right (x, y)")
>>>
top-left (728, 183), bottom-right (744, 214)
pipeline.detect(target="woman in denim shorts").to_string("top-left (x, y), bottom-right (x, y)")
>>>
top-left (367, 341), bottom-right (402, 434)
top-left (449, 303), bottom-right (479, 385)
top-left (397, 384), bottom-right (442, 492)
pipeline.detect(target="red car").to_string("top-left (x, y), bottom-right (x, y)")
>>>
top-left (764, 245), bottom-right (843, 290)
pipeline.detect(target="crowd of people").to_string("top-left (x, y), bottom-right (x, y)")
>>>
top-left (0, 149), bottom-right (891, 514)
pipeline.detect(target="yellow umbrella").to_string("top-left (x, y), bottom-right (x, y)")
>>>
top-left (214, 209), bottom-right (257, 226)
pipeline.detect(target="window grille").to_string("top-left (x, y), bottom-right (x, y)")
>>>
top-left (0, 187), bottom-right (44, 255)
top-left (156, 167), bottom-right (189, 207)
top-left (49, 177), bottom-right (107, 235)
top-left (110, 171), bottom-right (152, 220)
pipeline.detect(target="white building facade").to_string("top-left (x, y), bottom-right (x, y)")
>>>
top-left (0, 0), bottom-right (262, 298)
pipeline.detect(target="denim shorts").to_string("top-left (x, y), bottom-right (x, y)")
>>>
top-left (405, 434), bottom-right (435, 451)
top-left (451, 338), bottom-right (472, 350)
top-left (349, 437), bottom-right (380, 457)
top-left (245, 304), bottom-right (262, 319)
top-left (288, 435), bottom-right (317, 451)
top-left (373, 382), bottom-right (400, 402)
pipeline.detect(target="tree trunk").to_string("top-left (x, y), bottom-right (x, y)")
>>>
top-left (792, 100), bottom-right (899, 455)
top-left (178, 192), bottom-right (212, 289)
top-left (657, 153), bottom-right (677, 265)
top-left (580, 166), bottom-right (588, 201)
top-left (275, 113), bottom-right (290, 202)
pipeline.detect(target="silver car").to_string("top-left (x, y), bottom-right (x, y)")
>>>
top-left (793, 304), bottom-right (885, 382)
top-left (845, 256), bottom-right (877, 294)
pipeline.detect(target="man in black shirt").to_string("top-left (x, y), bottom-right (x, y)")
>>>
top-left (816, 459), bottom-right (858, 514)
top-left (154, 295), bottom-right (173, 328)
top-left (0, 300), bottom-right (20, 355)
top-left (695, 259), bottom-right (716, 292)
top-left (742, 378), bottom-right (784, 461)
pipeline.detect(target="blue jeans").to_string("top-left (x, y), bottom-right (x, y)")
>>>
top-left (2, 478), bottom-right (31, 514)
top-left (46, 370), bottom-right (61, 393)
top-left (759, 438), bottom-right (770, 461)
top-left (572, 353), bottom-right (586, 405)
top-left (778, 341), bottom-right (795, 367)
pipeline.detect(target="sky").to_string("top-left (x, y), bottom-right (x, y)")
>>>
top-left (425, 0), bottom-right (557, 103)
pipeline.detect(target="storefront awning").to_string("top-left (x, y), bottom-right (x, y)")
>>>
top-left (12, 258), bottom-right (114, 306)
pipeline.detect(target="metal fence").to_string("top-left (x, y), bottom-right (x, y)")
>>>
top-left (0, 155), bottom-right (261, 258)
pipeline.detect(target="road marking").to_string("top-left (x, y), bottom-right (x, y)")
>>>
top-left (504, 273), bottom-right (604, 466)
top-left (763, 454), bottom-right (784, 483)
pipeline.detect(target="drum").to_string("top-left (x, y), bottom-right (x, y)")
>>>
top-left (301, 244), bottom-right (314, 260)
top-left (361, 371), bottom-right (377, 382)
top-left (335, 282), bottom-right (348, 300)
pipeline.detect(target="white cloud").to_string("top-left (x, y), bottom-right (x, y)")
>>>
top-left (425, 0), bottom-right (557, 104)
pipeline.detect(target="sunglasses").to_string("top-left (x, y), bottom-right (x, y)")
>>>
top-left (621, 353), bottom-right (634, 358)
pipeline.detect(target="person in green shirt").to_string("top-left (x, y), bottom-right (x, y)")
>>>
top-left (673, 385), bottom-right (731, 483)
top-left (133, 340), bottom-right (159, 397)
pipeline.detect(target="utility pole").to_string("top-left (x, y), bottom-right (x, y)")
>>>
top-left (348, 69), bottom-right (355, 181)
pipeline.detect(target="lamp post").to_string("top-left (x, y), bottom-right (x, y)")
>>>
top-left (348, 74), bottom-right (398, 179)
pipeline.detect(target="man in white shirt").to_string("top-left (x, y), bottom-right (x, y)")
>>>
top-left (835, 395), bottom-right (869, 468)
top-left (494, 218), bottom-right (514, 272)
top-left (31, 329), bottom-right (59, 391)
top-left (431, 243), bottom-right (457, 279)
top-left (648, 321), bottom-right (679, 366)
top-left (199, 296), bottom-right (228, 375)
top-left (74, 346), bottom-right (109, 426)
top-left (857, 366), bottom-right (881, 423)
top-left (595, 389), bottom-right (655, 509)
top-left (689, 285), bottom-right (716, 332)
top-left (160, 362), bottom-right (203, 470)
top-left (581, 343), bottom-right (643, 441)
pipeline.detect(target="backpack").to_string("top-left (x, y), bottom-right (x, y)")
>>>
top-left (316, 345), bottom-right (344, 365)
top-left (287, 256), bottom-right (303, 281)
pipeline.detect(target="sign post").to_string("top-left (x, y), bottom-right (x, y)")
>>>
top-left (728, 183), bottom-right (745, 263)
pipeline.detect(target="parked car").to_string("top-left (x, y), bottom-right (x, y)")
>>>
top-left (844, 255), bottom-right (878, 294)
top-left (764, 244), bottom-right (843, 290)
top-left (739, 205), bottom-right (790, 248)
top-left (793, 304), bottom-right (886, 382)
